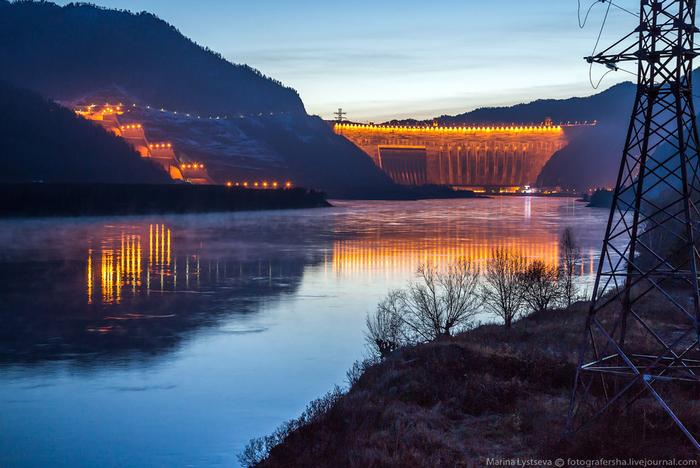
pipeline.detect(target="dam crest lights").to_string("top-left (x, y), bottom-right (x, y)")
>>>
top-left (333, 122), bottom-right (596, 134)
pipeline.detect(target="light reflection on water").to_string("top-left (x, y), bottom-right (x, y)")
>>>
top-left (89, 224), bottom-right (175, 305)
top-left (332, 234), bottom-right (595, 278)
top-left (0, 198), bottom-right (608, 467)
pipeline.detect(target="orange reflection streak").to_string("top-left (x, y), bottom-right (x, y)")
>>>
top-left (154, 224), bottom-right (160, 266)
top-left (101, 248), bottom-right (113, 304)
top-left (160, 225), bottom-right (166, 290)
top-left (115, 258), bottom-right (121, 304)
top-left (149, 224), bottom-right (153, 266)
top-left (120, 232), bottom-right (125, 274)
top-left (137, 236), bottom-right (143, 289)
top-left (144, 224), bottom-right (174, 294)
top-left (89, 227), bottom-right (155, 304)
top-left (131, 235), bottom-right (137, 288)
top-left (160, 224), bottom-right (165, 272)
top-left (330, 234), bottom-right (595, 279)
top-left (87, 249), bottom-right (93, 304)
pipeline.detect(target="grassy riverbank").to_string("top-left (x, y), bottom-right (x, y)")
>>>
top-left (0, 183), bottom-right (330, 217)
top-left (244, 299), bottom-right (699, 466)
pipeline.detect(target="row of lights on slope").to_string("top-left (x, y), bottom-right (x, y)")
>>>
top-left (226, 181), bottom-right (293, 189)
top-left (86, 102), bottom-right (292, 122)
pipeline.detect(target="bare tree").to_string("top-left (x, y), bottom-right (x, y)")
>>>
top-left (401, 259), bottom-right (482, 340)
top-left (365, 290), bottom-right (405, 359)
top-left (560, 227), bottom-right (582, 307)
top-left (520, 260), bottom-right (561, 313)
top-left (366, 259), bottom-right (482, 353)
top-left (482, 248), bottom-right (526, 329)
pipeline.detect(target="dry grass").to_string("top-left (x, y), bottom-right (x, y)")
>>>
top-left (248, 297), bottom-right (700, 467)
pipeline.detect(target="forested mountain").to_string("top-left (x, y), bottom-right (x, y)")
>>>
top-left (0, 0), bottom-right (303, 116)
top-left (0, 1), bottom-right (394, 196)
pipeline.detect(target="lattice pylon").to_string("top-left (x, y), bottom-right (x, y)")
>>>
top-left (568, 0), bottom-right (700, 450)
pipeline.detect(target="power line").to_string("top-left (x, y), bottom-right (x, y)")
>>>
top-left (579, 0), bottom-right (637, 29)
top-left (581, 1), bottom-right (639, 89)
top-left (588, 0), bottom-right (613, 88)
top-left (589, 68), bottom-right (614, 89)
top-left (608, 1), bottom-right (639, 18)
top-left (577, 0), bottom-right (604, 28)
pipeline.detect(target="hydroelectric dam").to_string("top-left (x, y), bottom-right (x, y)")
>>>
top-left (333, 120), bottom-right (595, 191)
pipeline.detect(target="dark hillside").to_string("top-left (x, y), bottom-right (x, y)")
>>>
top-left (537, 122), bottom-right (627, 190)
top-left (0, 80), bottom-right (168, 184)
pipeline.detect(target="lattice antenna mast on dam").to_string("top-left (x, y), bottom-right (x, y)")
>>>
top-left (334, 108), bottom-right (347, 123)
top-left (569, 0), bottom-right (700, 449)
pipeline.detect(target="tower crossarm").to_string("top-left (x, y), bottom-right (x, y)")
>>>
top-left (586, 1), bottom-right (700, 68)
top-left (585, 30), bottom-right (639, 65)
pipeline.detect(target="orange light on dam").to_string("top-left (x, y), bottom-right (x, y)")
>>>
top-left (332, 121), bottom-right (587, 188)
top-left (334, 122), bottom-right (566, 135)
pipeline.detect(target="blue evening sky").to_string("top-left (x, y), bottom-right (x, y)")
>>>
top-left (54, 0), bottom-right (638, 121)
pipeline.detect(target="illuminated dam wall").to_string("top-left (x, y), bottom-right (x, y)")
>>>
top-left (334, 123), bottom-right (586, 188)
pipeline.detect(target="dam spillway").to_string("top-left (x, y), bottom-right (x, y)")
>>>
top-left (334, 122), bottom-right (590, 189)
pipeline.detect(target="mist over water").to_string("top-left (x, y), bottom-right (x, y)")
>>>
top-left (0, 198), bottom-right (608, 467)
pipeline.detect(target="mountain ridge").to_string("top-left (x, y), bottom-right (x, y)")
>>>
top-left (0, 1), bottom-right (395, 196)
top-left (0, 0), bottom-right (304, 116)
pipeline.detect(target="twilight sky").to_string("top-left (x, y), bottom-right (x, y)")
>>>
top-left (56, 0), bottom-right (638, 121)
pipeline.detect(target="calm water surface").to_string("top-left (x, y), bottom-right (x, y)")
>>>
top-left (0, 198), bottom-right (608, 467)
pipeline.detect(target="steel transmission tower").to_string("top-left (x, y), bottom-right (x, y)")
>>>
top-left (569, 0), bottom-right (700, 449)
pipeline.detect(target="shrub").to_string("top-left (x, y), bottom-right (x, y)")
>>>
top-left (366, 290), bottom-right (406, 359)
top-left (402, 259), bottom-right (482, 341)
top-left (482, 248), bottom-right (527, 329)
top-left (559, 227), bottom-right (582, 307)
top-left (366, 259), bottom-right (483, 358)
top-left (238, 386), bottom-right (344, 467)
top-left (520, 260), bottom-right (562, 313)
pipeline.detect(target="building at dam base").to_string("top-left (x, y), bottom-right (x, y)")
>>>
top-left (334, 122), bottom-right (588, 191)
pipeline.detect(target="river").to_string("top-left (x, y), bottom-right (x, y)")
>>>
top-left (0, 198), bottom-right (609, 467)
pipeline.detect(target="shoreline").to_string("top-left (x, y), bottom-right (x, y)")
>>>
top-left (245, 296), bottom-right (698, 466)
top-left (0, 183), bottom-right (330, 218)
